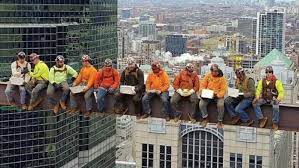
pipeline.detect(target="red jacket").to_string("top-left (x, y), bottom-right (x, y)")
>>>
top-left (94, 67), bottom-right (120, 89)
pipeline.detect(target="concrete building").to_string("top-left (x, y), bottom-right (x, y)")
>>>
top-left (256, 9), bottom-right (286, 57)
top-left (141, 40), bottom-right (162, 60)
top-left (165, 35), bottom-right (187, 57)
top-left (133, 119), bottom-right (293, 168)
top-left (121, 8), bottom-right (132, 19)
top-left (237, 17), bottom-right (257, 53)
top-left (139, 19), bottom-right (157, 40)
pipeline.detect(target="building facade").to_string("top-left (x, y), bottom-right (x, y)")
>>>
top-left (237, 17), bottom-right (257, 53)
top-left (165, 35), bottom-right (187, 57)
top-left (256, 9), bottom-right (286, 57)
top-left (133, 119), bottom-right (293, 168)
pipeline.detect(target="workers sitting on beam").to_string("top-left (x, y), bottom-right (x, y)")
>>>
top-left (114, 57), bottom-right (145, 116)
top-left (171, 63), bottom-right (199, 123)
top-left (68, 55), bottom-right (97, 117)
top-left (26, 53), bottom-right (49, 111)
top-left (4, 56), bottom-right (286, 131)
top-left (141, 61), bottom-right (172, 121)
top-left (94, 58), bottom-right (120, 114)
top-left (253, 66), bottom-right (284, 130)
top-left (199, 64), bottom-right (228, 129)
top-left (5, 52), bottom-right (31, 110)
top-left (47, 55), bottom-right (78, 114)
top-left (224, 67), bottom-right (255, 126)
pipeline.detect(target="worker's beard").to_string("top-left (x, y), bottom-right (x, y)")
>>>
top-left (56, 64), bottom-right (63, 68)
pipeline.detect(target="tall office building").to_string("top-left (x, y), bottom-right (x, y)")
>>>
top-left (121, 8), bottom-right (132, 19)
top-left (139, 19), bottom-right (157, 40)
top-left (256, 9), bottom-right (286, 57)
top-left (165, 34), bottom-right (187, 57)
top-left (133, 120), bottom-right (293, 168)
top-left (0, 1), bottom-right (117, 167)
top-left (0, 0), bottom-right (118, 78)
top-left (237, 17), bottom-right (257, 53)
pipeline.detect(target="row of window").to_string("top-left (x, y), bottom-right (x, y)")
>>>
top-left (142, 144), bottom-right (172, 168)
top-left (230, 153), bottom-right (263, 168)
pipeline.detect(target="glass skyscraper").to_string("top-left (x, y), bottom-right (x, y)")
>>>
top-left (0, 0), bottom-right (117, 167)
top-left (0, 0), bottom-right (118, 77)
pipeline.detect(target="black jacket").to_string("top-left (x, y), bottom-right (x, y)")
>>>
top-left (120, 66), bottom-right (145, 93)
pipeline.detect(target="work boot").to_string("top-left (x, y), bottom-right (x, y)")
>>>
top-left (231, 116), bottom-right (241, 125)
top-left (28, 98), bottom-right (43, 111)
top-left (21, 104), bottom-right (27, 111)
top-left (201, 118), bottom-right (209, 127)
top-left (53, 104), bottom-right (60, 114)
top-left (67, 108), bottom-right (79, 114)
top-left (259, 117), bottom-right (268, 128)
top-left (246, 119), bottom-right (254, 127)
top-left (9, 100), bottom-right (17, 107)
top-left (188, 113), bottom-right (196, 123)
top-left (84, 110), bottom-right (92, 118)
top-left (165, 115), bottom-right (171, 122)
top-left (60, 101), bottom-right (67, 110)
top-left (272, 123), bottom-right (279, 131)
top-left (174, 113), bottom-right (182, 123)
top-left (217, 121), bottom-right (224, 129)
top-left (140, 113), bottom-right (150, 119)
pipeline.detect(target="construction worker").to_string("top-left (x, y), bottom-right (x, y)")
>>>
top-left (27, 53), bottom-right (49, 111)
top-left (47, 55), bottom-right (78, 113)
top-left (253, 66), bottom-right (284, 130)
top-left (171, 63), bottom-right (199, 123)
top-left (5, 52), bottom-right (31, 110)
top-left (199, 64), bottom-right (227, 128)
top-left (114, 57), bottom-right (145, 115)
top-left (224, 67), bottom-right (255, 126)
top-left (141, 61), bottom-right (171, 120)
top-left (94, 58), bottom-right (120, 113)
top-left (68, 55), bottom-right (97, 117)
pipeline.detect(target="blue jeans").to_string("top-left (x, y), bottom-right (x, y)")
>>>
top-left (224, 97), bottom-right (252, 122)
top-left (47, 81), bottom-right (70, 105)
top-left (5, 84), bottom-right (27, 105)
top-left (69, 88), bottom-right (94, 111)
top-left (142, 92), bottom-right (170, 116)
top-left (254, 99), bottom-right (280, 124)
top-left (96, 88), bottom-right (116, 112)
top-left (30, 82), bottom-right (48, 104)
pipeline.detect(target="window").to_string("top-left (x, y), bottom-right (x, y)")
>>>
top-left (229, 153), bottom-right (242, 168)
top-left (249, 155), bottom-right (262, 168)
top-left (142, 144), bottom-right (154, 168)
top-left (160, 145), bottom-right (171, 168)
top-left (182, 131), bottom-right (223, 168)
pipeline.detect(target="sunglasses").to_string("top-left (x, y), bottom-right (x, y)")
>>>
top-left (266, 71), bottom-right (273, 74)
top-left (82, 60), bottom-right (89, 62)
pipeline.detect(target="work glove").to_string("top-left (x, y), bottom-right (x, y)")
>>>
top-left (176, 89), bottom-right (184, 96)
top-left (273, 97), bottom-right (280, 105)
top-left (71, 77), bottom-right (76, 82)
top-left (252, 98), bottom-right (259, 105)
top-left (243, 92), bottom-right (252, 98)
top-left (21, 67), bottom-right (29, 74)
top-left (52, 82), bottom-right (58, 88)
top-left (82, 86), bottom-right (88, 93)
top-left (155, 90), bottom-right (161, 94)
top-left (108, 87), bottom-right (115, 93)
top-left (188, 89), bottom-right (195, 96)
